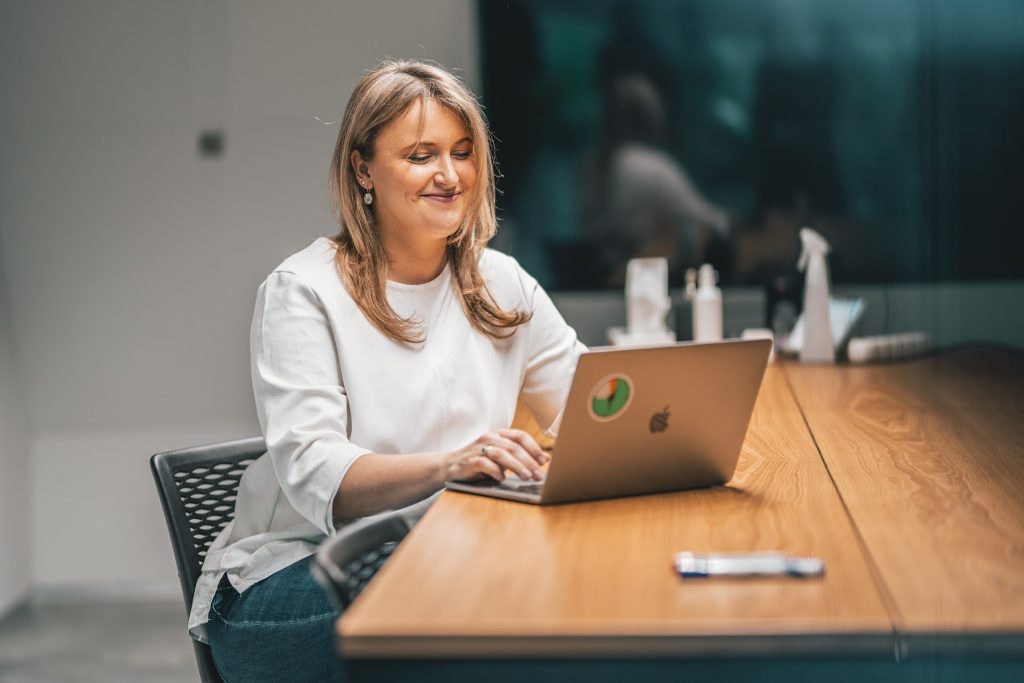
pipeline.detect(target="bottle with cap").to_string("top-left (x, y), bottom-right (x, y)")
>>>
top-left (685, 263), bottom-right (723, 342)
top-left (797, 227), bottom-right (834, 363)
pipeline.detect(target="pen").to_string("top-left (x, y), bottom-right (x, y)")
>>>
top-left (674, 552), bottom-right (825, 578)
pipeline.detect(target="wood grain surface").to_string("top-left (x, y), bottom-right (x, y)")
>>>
top-left (340, 367), bottom-right (891, 657)
top-left (783, 348), bottom-right (1024, 635)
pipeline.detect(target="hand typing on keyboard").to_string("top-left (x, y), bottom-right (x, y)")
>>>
top-left (442, 428), bottom-right (549, 483)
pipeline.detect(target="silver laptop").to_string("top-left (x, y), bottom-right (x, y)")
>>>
top-left (444, 338), bottom-right (772, 505)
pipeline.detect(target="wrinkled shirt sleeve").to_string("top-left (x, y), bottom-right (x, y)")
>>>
top-left (515, 263), bottom-right (588, 433)
top-left (251, 271), bottom-right (371, 535)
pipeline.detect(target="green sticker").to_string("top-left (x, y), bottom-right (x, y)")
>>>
top-left (588, 374), bottom-right (633, 422)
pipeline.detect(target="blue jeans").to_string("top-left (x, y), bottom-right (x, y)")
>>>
top-left (206, 555), bottom-right (344, 683)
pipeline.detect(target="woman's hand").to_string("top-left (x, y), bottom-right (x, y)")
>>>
top-left (443, 429), bottom-right (550, 483)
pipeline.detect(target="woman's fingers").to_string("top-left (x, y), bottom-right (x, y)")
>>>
top-left (447, 449), bottom-right (504, 482)
top-left (498, 429), bottom-right (549, 465)
top-left (470, 453), bottom-right (504, 481)
top-left (448, 430), bottom-right (549, 483)
top-left (478, 443), bottom-right (537, 481)
top-left (493, 438), bottom-right (548, 481)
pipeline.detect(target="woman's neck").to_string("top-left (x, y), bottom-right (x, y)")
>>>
top-left (384, 237), bottom-right (448, 285)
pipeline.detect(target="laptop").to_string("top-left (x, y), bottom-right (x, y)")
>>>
top-left (444, 338), bottom-right (772, 505)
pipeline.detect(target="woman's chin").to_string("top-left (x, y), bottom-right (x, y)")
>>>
top-left (425, 217), bottom-right (467, 240)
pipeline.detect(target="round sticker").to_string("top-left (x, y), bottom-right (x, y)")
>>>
top-left (587, 373), bottom-right (634, 422)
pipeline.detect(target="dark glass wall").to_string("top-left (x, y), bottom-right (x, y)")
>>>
top-left (479, 0), bottom-right (1024, 290)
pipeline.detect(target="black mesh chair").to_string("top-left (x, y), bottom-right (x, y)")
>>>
top-left (150, 437), bottom-right (266, 683)
top-left (311, 492), bottom-right (438, 613)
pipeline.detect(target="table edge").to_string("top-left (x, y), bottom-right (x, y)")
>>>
top-left (340, 631), bottom-right (897, 660)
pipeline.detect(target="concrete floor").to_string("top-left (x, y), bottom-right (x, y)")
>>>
top-left (0, 600), bottom-right (197, 683)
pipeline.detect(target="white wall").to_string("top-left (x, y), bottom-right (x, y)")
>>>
top-left (0, 246), bottom-right (31, 617)
top-left (0, 0), bottom-right (477, 596)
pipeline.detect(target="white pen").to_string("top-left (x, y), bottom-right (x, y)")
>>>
top-left (674, 551), bottom-right (825, 578)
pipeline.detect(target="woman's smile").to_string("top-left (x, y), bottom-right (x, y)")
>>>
top-left (421, 191), bottom-right (462, 204)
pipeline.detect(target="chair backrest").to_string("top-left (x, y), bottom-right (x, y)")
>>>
top-left (312, 511), bottom-right (413, 613)
top-left (150, 437), bottom-right (265, 683)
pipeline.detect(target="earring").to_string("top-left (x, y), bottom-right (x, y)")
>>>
top-left (363, 190), bottom-right (373, 206)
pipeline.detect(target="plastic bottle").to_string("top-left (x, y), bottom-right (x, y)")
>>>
top-left (687, 263), bottom-right (722, 342)
top-left (797, 227), bottom-right (834, 363)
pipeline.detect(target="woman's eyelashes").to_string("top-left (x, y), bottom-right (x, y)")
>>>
top-left (406, 149), bottom-right (473, 163)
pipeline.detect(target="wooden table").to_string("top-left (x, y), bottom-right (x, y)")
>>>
top-left (338, 350), bottom-right (1024, 679)
top-left (783, 347), bottom-right (1024, 657)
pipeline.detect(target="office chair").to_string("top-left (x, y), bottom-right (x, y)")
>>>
top-left (312, 509), bottom-right (414, 613)
top-left (150, 437), bottom-right (265, 683)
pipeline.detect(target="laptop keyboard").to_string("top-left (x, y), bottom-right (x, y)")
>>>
top-left (503, 482), bottom-right (544, 495)
top-left (499, 477), bottom-right (546, 496)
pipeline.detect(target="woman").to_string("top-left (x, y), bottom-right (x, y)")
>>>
top-left (188, 60), bottom-right (585, 682)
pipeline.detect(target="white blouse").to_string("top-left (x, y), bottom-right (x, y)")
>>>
top-left (188, 237), bottom-right (585, 641)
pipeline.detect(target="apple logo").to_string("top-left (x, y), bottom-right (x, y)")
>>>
top-left (649, 406), bottom-right (670, 434)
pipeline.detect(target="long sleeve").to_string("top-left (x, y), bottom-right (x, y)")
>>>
top-left (515, 264), bottom-right (588, 433)
top-left (250, 271), bottom-right (370, 535)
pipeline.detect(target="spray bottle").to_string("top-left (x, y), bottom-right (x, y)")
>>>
top-left (685, 263), bottom-right (723, 342)
top-left (797, 227), bottom-right (834, 363)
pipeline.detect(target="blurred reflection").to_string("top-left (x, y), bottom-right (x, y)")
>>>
top-left (479, 0), bottom-right (1024, 291)
top-left (734, 12), bottom-right (847, 285)
top-left (580, 74), bottom-right (730, 287)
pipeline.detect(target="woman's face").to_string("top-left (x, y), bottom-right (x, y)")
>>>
top-left (354, 98), bottom-right (477, 250)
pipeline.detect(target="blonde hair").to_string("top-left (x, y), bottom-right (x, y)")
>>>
top-left (328, 60), bottom-right (531, 344)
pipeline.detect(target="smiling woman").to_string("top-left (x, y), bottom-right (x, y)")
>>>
top-left (189, 60), bottom-right (587, 683)
top-left (330, 61), bottom-right (528, 344)
top-left (351, 98), bottom-right (478, 283)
